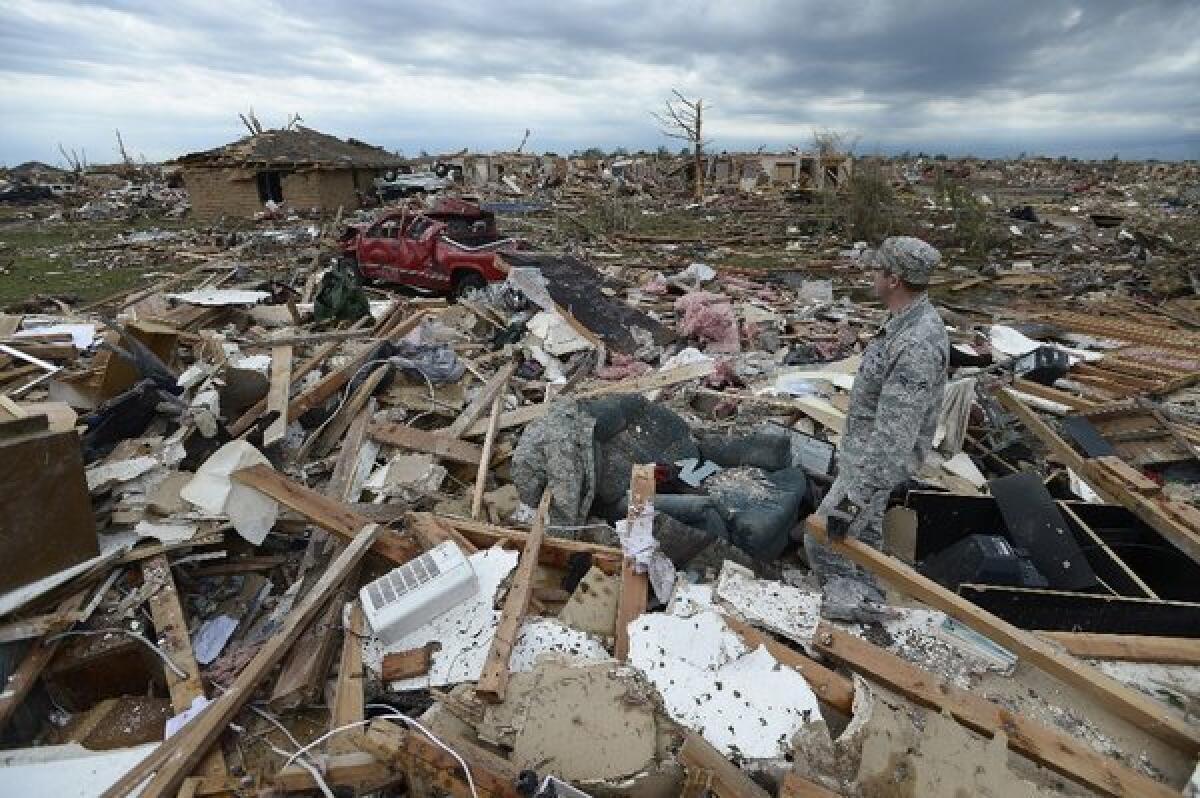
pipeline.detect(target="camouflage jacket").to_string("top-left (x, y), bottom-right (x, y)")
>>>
top-left (841, 294), bottom-right (949, 507)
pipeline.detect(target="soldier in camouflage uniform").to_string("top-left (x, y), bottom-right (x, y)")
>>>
top-left (805, 236), bottom-right (949, 621)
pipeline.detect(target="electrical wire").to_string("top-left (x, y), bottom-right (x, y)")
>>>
top-left (47, 628), bottom-right (188, 679)
top-left (280, 706), bottom-right (480, 798)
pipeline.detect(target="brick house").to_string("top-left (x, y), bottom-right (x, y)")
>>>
top-left (176, 127), bottom-right (405, 220)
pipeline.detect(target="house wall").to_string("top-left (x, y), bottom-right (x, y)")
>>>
top-left (182, 167), bottom-right (264, 220)
top-left (185, 166), bottom-right (369, 219)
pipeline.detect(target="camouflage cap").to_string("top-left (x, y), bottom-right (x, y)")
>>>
top-left (864, 236), bottom-right (941, 286)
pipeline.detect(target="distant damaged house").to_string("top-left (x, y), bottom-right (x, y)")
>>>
top-left (176, 126), bottom-right (405, 219)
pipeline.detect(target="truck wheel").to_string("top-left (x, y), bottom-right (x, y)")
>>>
top-left (452, 271), bottom-right (487, 301)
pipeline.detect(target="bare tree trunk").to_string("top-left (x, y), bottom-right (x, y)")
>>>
top-left (692, 99), bottom-right (703, 200)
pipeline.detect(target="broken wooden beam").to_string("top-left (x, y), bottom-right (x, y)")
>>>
top-left (98, 524), bottom-right (383, 798)
top-left (677, 733), bottom-right (771, 798)
top-left (263, 344), bottom-right (291, 447)
top-left (445, 360), bottom-right (516, 439)
top-left (327, 600), bottom-right (366, 754)
top-left (811, 621), bottom-right (1179, 798)
top-left (142, 554), bottom-right (228, 779)
top-left (475, 489), bottom-right (551, 703)
top-left (463, 359), bottom-right (716, 437)
top-left (470, 386), bottom-right (506, 520)
top-left (0, 590), bottom-right (87, 734)
top-left (615, 463), bottom-right (654, 662)
top-left (806, 515), bottom-right (1200, 756)
top-left (369, 420), bottom-right (485, 465)
top-left (435, 514), bottom-right (623, 573)
top-left (1038, 631), bottom-right (1200, 666)
top-left (233, 464), bottom-right (419, 565)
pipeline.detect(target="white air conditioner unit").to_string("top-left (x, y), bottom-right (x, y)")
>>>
top-left (359, 541), bottom-right (478, 645)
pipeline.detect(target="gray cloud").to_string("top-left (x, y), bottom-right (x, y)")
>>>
top-left (0, 0), bottom-right (1197, 164)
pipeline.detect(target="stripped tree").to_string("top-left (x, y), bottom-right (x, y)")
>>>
top-left (653, 91), bottom-right (707, 199)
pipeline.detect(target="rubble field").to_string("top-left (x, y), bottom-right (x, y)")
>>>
top-left (1, 148), bottom-right (1199, 798)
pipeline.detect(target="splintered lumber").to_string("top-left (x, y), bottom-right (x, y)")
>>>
top-left (354, 718), bottom-right (522, 798)
top-left (307, 362), bottom-right (389, 459)
top-left (287, 310), bottom-right (426, 421)
top-left (1039, 631), bottom-right (1200, 666)
top-left (327, 600), bottom-right (366, 754)
top-left (408, 512), bottom-right (478, 554)
top-left (806, 515), bottom-right (1200, 756)
top-left (381, 642), bottom-right (438, 681)
top-left (263, 344), bottom-right (292, 446)
top-left (435, 515), bottom-right (623, 573)
top-left (998, 388), bottom-right (1200, 566)
top-left (445, 360), bottom-right (516, 439)
top-left (475, 489), bottom-right (552, 702)
top-left (98, 524), bottom-right (382, 798)
top-left (142, 554), bottom-right (227, 778)
top-left (463, 359), bottom-right (716, 437)
top-left (369, 420), bottom-right (484, 465)
top-left (722, 615), bottom-right (855, 715)
top-left (811, 622), bottom-right (1179, 798)
top-left (471, 387), bottom-right (506, 519)
top-left (678, 733), bottom-right (772, 798)
top-left (232, 464), bottom-right (419, 565)
top-left (0, 590), bottom-right (87, 734)
top-left (615, 464), bottom-right (654, 662)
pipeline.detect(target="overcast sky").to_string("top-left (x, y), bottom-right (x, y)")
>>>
top-left (1, 0), bottom-right (1198, 166)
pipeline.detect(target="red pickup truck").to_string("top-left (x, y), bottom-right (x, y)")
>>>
top-left (338, 199), bottom-right (523, 297)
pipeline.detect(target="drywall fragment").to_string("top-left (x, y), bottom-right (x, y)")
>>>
top-left (86, 456), bottom-right (157, 492)
top-left (180, 440), bottom-right (278, 545)
top-left (714, 561), bottom-right (820, 646)
top-left (134, 520), bottom-right (198, 544)
top-left (168, 289), bottom-right (270, 306)
top-left (0, 742), bottom-right (159, 798)
top-left (628, 608), bottom-right (820, 760)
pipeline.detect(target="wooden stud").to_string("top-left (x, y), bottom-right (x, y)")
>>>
top-left (368, 421), bottom-right (485, 466)
top-left (98, 524), bottom-right (382, 798)
top-left (462, 360), bottom-right (715, 437)
top-left (445, 361), bottom-right (516, 439)
top-left (263, 345), bottom-right (292, 446)
top-left (475, 489), bottom-right (552, 702)
top-left (1038, 631), bottom-right (1200, 665)
top-left (435, 515), bottom-right (623, 574)
top-left (0, 591), bottom-right (87, 734)
top-left (327, 600), bottom-right (366, 754)
top-left (806, 515), bottom-right (1200, 756)
top-left (614, 464), bottom-right (654, 662)
top-left (471, 387), bottom-right (506, 520)
top-left (677, 733), bottom-right (771, 798)
top-left (812, 622), bottom-right (1179, 798)
top-left (142, 554), bottom-right (228, 779)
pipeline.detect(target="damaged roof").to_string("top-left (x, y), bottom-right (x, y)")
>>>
top-left (175, 125), bottom-right (406, 169)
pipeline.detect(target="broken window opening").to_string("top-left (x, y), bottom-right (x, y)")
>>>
top-left (256, 171), bottom-right (284, 203)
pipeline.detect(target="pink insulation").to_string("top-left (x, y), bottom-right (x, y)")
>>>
top-left (674, 291), bottom-right (740, 353)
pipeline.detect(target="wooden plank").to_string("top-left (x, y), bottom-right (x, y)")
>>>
top-left (368, 421), bottom-right (484, 465)
top-left (805, 515), bottom-right (1200, 756)
top-left (263, 345), bottom-right (292, 446)
top-left (463, 359), bottom-right (716, 437)
top-left (354, 718), bottom-right (522, 798)
top-left (470, 386), bottom-right (506, 520)
top-left (722, 615), bottom-right (855, 715)
top-left (142, 554), bottom-right (227, 779)
top-left (327, 600), bottom-right (366, 754)
top-left (445, 360), bottom-right (516, 439)
top-left (381, 642), bottom-right (438, 681)
top-left (436, 515), bottom-right (623, 574)
top-left (812, 622), bottom-right (1179, 798)
top-left (475, 489), bottom-right (551, 702)
top-left (0, 591), bottom-right (87, 734)
top-left (1039, 631), bottom-right (1200, 665)
top-left (98, 524), bottom-right (383, 798)
top-left (307, 362), bottom-right (388, 459)
top-left (677, 733), bottom-right (771, 798)
top-left (1094, 455), bottom-right (1160, 494)
top-left (270, 752), bottom-right (400, 794)
top-left (615, 464), bottom-right (654, 662)
top-left (232, 464), bottom-right (419, 565)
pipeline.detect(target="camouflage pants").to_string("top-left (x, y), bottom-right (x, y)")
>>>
top-left (803, 475), bottom-right (887, 600)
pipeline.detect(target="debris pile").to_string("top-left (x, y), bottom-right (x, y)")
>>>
top-left (1, 147), bottom-right (1199, 798)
